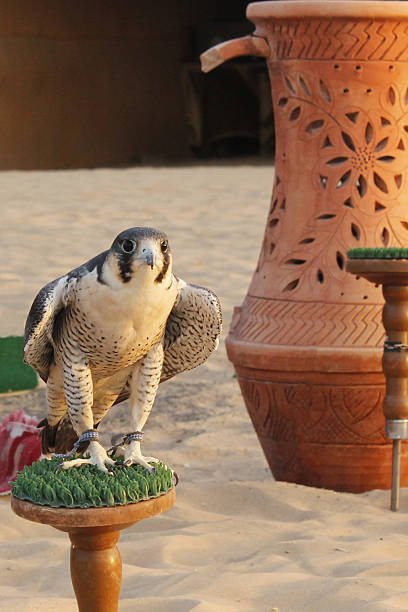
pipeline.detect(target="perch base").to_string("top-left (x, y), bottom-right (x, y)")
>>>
top-left (11, 490), bottom-right (176, 611)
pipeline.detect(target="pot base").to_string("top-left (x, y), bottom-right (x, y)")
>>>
top-left (235, 363), bottom-right (407, 492)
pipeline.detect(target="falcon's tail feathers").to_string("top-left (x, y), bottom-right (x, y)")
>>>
top-left (37, 418), bottom-right (59, 454)
top-left (37, 416), bottom-right (79, 455)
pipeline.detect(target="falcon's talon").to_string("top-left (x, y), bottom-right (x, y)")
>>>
top-left (119, 441), bottom-right (158, 472)
top-left (123, 457), bottom-right (155, 473)
top-left (61, 441), bottom-right (115, 473)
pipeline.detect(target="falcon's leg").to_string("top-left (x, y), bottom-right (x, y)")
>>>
top-left (61, 361), bottom-right (114, 473)
top-left (116, 342), bottom-right (164, 472)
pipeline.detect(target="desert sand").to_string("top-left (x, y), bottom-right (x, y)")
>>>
top-left (0, 163), bottom-right (407, 611)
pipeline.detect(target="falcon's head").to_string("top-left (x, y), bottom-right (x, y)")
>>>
top-left (108, 227), bottom-right (172, 286)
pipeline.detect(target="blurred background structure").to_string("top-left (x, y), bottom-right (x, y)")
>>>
top-left (0, 0), bottom-right (273, 169)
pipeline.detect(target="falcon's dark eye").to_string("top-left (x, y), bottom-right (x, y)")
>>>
top-left (161, 240), bottom-right (168, 253)
top-left (121, 239), bottom-right (136, 253)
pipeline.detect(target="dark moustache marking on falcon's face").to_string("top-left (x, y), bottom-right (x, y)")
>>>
top-left (118, 246), bottom-right (134, 284)
top-left (155, 238), bottom-right (170, 284)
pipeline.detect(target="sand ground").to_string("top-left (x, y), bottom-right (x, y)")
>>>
top-left (0, 163), bottom-right (408, 611)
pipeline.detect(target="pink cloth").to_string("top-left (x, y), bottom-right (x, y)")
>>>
top-left (0, 409), bottom-right (41, 494)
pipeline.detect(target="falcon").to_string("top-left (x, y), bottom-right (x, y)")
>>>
top-left (24, 227), bottom-right (222, 473)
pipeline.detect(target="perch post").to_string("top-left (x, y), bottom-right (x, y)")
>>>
top-left (347, 253), bottom-right (408, 510)
top-left (11, 489), bottom-right (175, 610)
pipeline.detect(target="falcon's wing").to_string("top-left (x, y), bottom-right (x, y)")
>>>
top-left (23, 250), bottom-right (109, 382)
top-left (160, 282), bottom-right (222, 382)
top-left (23, 275), bottom-right (67, 382)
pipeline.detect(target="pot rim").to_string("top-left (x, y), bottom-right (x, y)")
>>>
top-left (247, 1), bottom-right (408, 21)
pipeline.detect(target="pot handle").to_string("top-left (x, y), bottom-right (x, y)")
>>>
top-left (200, 35), bottom-right (270, 73)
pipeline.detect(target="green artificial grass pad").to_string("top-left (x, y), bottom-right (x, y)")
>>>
top-left (348, 247), bottom-right (408, 260)
top-left (12, 458), bottom-right (174, 508)
top-left (0, 336), bottom-right (37, 393)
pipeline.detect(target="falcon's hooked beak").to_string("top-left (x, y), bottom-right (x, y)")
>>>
top-left (142, 247), bottom-right (155, 270)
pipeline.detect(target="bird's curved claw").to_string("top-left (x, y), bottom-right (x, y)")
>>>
top-left (109, 432), bottom-right (159, 473)
top-left (61, 441), bottom-right (115, 473)
top-left (122, 448), bottom-right (159, 473)
top-left (107, 444), bottom-right (120, 458)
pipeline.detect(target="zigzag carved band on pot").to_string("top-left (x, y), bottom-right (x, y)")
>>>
top-left (231, 298), bottom-right (384, 348)
top-left (255, 19), bottom-right (408, 62)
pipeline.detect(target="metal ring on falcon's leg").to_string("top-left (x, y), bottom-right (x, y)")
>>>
top-left (54, 429), bottom-right (100, 459)
top-left (107, 431), bottom-right (144, 457)
top-left (122, 431), bottom-right (144, 444)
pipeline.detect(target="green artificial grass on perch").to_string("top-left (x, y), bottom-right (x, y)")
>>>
top-left (12, 458), bottom-right (175, 508)
top-left (348, 247), bottom-right (408, 259)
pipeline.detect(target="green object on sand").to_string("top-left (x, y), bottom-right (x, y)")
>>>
top-left (12, 458), bottom-right (175, 508)
top-left (348, 247), bottom-right (408, 260)
top-left (0, 336), bottom-right (38, 393)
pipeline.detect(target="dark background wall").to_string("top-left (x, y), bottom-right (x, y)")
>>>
top-left (0, 1), bottom-right (253, 169)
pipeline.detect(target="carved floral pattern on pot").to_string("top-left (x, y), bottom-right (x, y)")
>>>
top-left (259, 70), bottom-right (408, 296)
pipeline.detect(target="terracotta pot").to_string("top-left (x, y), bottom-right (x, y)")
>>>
top-left (201, 1), bottom-right (408, 492)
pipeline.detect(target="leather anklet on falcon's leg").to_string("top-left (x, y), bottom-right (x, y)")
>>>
top-left (112, 343), bottom-right (164, 473)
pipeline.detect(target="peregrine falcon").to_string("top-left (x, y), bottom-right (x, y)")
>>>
top-left (24, 227), bottom-right (222, 472)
